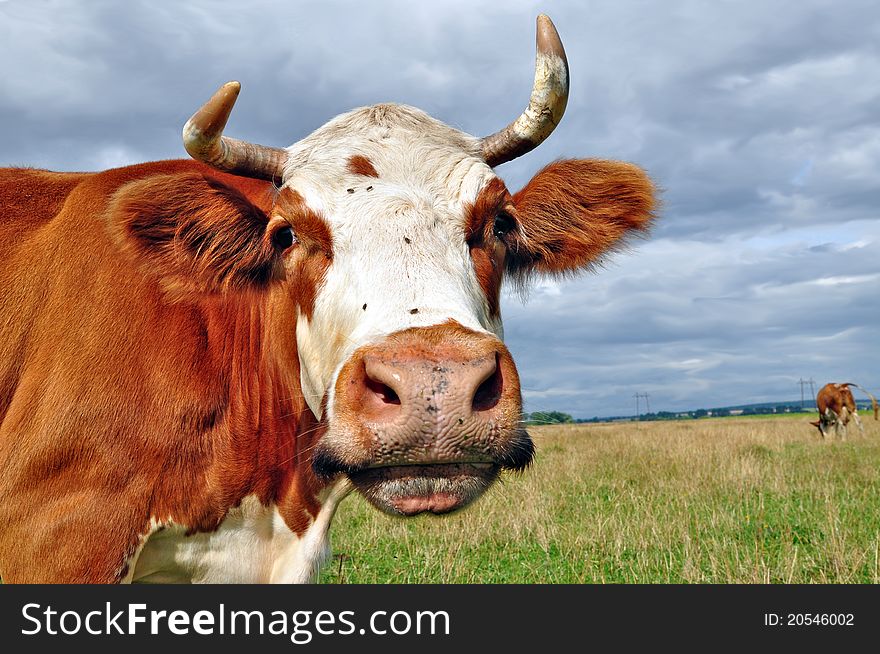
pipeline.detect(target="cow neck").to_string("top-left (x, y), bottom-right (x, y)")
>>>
top-left (199, 291), bottom-right (326, 534)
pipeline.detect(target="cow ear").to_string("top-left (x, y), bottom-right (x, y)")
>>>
top-left (108, 173), bottom-right (285, 297)
top-left (507, 159), bottom-right (657, 277)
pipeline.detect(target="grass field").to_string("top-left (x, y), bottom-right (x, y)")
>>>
top-left (320, 415), bottom-right (880, 583)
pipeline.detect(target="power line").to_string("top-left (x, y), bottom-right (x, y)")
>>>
top-left (798, 378), bottom-right (816, 408)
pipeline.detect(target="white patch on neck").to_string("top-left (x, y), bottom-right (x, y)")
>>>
top-left (270, 479), bottom-right (352, 583)
top-left (128, 481), bottom-right (351, 584)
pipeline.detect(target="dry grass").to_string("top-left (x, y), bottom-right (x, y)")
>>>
top-left (321, 415), bottom-right (880, 583)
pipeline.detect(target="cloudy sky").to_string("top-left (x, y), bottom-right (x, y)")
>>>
top-left (2, 0), bottom-right (877, 418)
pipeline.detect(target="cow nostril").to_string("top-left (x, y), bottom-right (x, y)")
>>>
top-left (472, 355), bottom-right (502, 412)
top-left (364, 375), bottom-right (401, 405)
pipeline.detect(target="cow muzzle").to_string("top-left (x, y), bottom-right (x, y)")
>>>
top-left (314, 323), bottom-right (532, 516)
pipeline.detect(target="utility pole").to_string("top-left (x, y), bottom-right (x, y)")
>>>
top-left (633, 393), bottom-right (640, 421)
top-left (798, 378), bottom-right (817, 409)
top-left (643, 392), bottom-right (651, 414)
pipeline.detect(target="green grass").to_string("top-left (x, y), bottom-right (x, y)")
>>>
top-left (320, 416), bottom-right (880, 583)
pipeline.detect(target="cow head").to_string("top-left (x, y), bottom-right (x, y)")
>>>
top-left (113, 16), bottom-right (656, 517)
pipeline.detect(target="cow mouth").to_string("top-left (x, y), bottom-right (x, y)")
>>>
top-left (347, 463), bottom-right (499, 516)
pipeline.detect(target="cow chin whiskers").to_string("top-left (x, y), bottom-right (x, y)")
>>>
top-left (493, 426), bottom-right (535, 472)
top-left (311, 433), bottom-right (374, 481)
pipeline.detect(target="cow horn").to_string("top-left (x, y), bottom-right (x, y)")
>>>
top-left (182, 81), bottom-right (288, 182)
top-left (480, 15), bottom-right (569, 167)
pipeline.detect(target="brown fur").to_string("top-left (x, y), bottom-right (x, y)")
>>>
top-left (274, 188), bottom-right (334, 320)
top-left (0, 160), bottom-right (325, 582)
top-left (108, 173), bottom-right (284, 298)
top-left (509, 159), bottom-right (657, 275)
top-left (347, 155), bottom-right (379, 178)
top-left (465, 178), bottom-right (510, 318)
top-left (811, 382), bottom-right (878, 438)
top-left (816, 383), bottom-right (857, 418)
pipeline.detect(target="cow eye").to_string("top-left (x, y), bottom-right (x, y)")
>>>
top-left (493, 211), bottom-right (516, 238)
top-left (272, 226), bottom-right (296, 251)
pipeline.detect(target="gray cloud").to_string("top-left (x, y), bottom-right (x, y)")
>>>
top-left (2, 0), bottom-right (877, 417)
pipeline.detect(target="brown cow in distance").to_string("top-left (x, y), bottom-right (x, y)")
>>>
top-left (810, 382), bottom-right (878, 439)
top-left (0, 16), bottom-right (658, 583)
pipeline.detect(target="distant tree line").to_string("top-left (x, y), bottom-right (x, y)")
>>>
top-left (524, 399), bottom-right (876, 424)
top-left (574, 404), bottom-right (811, 423)
top-left (523, 411), bottom-right (574, 425)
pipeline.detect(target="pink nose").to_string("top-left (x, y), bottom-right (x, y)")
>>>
top-left (332, 323), bottom-right (524, 466)
top-left (359, 349), bottom-right (502, 421)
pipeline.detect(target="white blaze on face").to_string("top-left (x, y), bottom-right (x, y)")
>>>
top-left (280, 104), bottom-right (505, 418)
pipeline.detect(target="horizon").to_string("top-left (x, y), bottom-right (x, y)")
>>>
top-left (531, 396), bottom-right (880, 422)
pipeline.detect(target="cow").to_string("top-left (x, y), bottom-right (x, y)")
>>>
top-left (810, 382), bottom-right (878, 439)
top-left (0, 15), bottom-right (656, 583)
